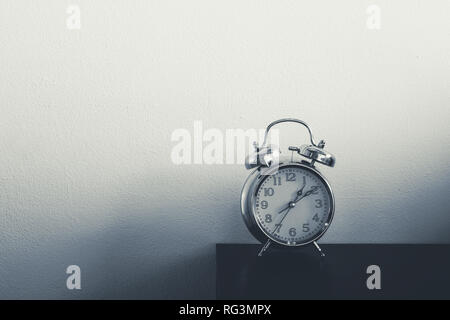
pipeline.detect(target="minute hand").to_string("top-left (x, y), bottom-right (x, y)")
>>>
top-left (278, 176), bottom-right (307, 214)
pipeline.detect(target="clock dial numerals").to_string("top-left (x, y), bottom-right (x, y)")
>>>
top-left (288, 228), bottom-right (296, 236)
top-left (273, 176), bottom-right (282, 186)
top-left (254, 166), bottom-right (332, 245)
top-left (302, 223), bottom-right (310, 233)
top-left (286, 173), bottom-right (296, 181)
top-left (274, 223), bottom-right (282, 233)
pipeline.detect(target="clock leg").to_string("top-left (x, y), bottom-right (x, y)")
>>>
top-left (258, 239), bottom-right (272, 256)
top-left (313, 241), bottom-right (326, 257)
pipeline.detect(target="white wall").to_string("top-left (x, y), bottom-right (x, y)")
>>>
top-left (0, 0), bottom-right (449, 298)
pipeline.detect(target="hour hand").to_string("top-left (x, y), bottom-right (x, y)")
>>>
top-left (303, 186), bottom-right (320, 197)
top-left (294, 185), bottom-right (319, 204)
top-left (296, 176), bottom-right (306, 197)
top-left (278, 176), bottom-right (307, 214)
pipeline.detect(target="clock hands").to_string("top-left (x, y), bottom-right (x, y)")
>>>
top-left (274, 180), bottom-right (319, 235)
top-left (273, 206), bottom-right (292, 235)
top-left (277, 176), bottom-right (307, 214)
top-left (299, 176), bottom-right (307, 192)
top-left (261, 182), bottom-right (321, 255)
top-left (294, 185), bottom-right (319, 204)
top-left (273, 177), bottom-right (306, 234)
top-left (303, 186), bottom-right (319, 198)
top-left (277, 205), bottom-right (291, 215)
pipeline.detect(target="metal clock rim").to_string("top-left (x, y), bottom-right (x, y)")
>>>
top-left (242, 162), bottom-right (335, 247)
top-left (260, 118), bottom-right (321, 148)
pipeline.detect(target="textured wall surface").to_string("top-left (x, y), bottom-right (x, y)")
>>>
top-left (0, 1), bottom-right (449, 299)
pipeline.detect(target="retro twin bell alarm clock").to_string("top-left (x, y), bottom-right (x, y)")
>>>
top-left (241, 118), bottom-right (336, 257)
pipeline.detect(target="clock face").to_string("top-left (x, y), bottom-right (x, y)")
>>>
top-left (253, 165), bottom-right (333, 246)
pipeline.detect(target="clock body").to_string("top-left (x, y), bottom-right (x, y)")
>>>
top-left (241, 161), bottom-right (334, 247)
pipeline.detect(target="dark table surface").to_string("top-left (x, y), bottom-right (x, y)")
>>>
top-left (216, 244), bottom-right (450, 299)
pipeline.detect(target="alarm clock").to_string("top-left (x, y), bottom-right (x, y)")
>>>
top-left (241, 118), bottom-right (336, 256)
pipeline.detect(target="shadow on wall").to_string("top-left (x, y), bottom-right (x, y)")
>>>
top-left (0, 182), bottom-right (227, 299)
top-left (1, 169), bottom-right (450, 299)
top-left (330, 173), bottom-right (450, 244)
top-left (0, 218), bottom-right (216, 299)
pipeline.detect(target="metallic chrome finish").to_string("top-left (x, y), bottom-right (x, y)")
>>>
top-left (258, 239), bottom-right (272, 257)
top-left (313, 241), bottom-right (326, 257)
top-left (241, 118), bottom-right (336, 253)
top-left (261, 118), bottom-right (319, 148)
top-left (245, 144), bottom-right (280, 170)
top-left (240, 161), bottom-right (335, 247)
top-left (299, 145), bottom-right (336, 167)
